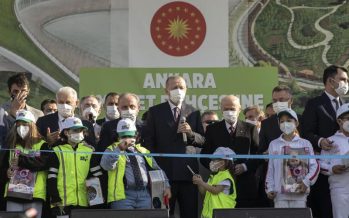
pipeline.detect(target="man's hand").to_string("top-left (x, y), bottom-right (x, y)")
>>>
top-left (163, 187), bottom-right (171, 199)
top-left (332, 165), bottom-right (346, 174)
top-left (7, 168), bottom-right (14, 178)
top-left (47, 128), bottom-right (60, 145)
top-left (177, 122), bottom-right (193, 137)
top-left (297, 182), bottom-right (308, 193)
top-left (234, 164), bottom-right (246, 175)
top-left (320, 138), bottom-right (333, 151)
top-left (267, 191), bottom-right (276, 200)
top-left (9, 91), bottom-right (27, 117)
top-left (192, 174), bottom-right (204, 186)
top-left (10, 156), bottom-right (19, 168)
top-left (118, 138), bottom-right (135, 151)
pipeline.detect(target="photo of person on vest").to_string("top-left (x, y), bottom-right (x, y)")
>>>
top-left (100, 118), bottom-right (171, 209)
top-left (2, 110), bottom-right (49, 218)
top-left (47, 117), bottom-right (102, 218)
top-left (192, 147), bottom-right (237, 218)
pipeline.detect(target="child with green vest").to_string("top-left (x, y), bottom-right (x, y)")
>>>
top-left (47, 117), bottom-right (102, 218)
top-left (193, 147), bottom-right (237, 218)
top-left (100, 118), bottom-right (171, 209)
top-left (3, 110), bottom-right (49, 218)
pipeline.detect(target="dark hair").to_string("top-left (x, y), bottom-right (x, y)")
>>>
top-left (104, 92), bottom-right (119, 102)
top-left (7, 73), bottom-right (30, 91)
top-left (272, 85), bottom-right (292, 96)
top-left (40, 99), bottom-right (57, 111)
top-left (323, 65), bottom-right (348, 85)
top-left (165, 75), bottom-right (184, 87)
top-left (266, 102), bottom-right (273, 109)
top-left (201, 110), bottom-right (217, 120)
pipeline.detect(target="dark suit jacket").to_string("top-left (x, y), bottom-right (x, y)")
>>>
top-left (302, 92), bottom-right (341, 153)
top-left (143, 102), bottom-right (204, 181)
top-left (36, 112), bottom-right (96, 147)
top-left (97, 118), bottom-right (144, 152)
top-left (200, 119), bottom-right (259, 201)
top-left (96, 118), bottom-right (107, 126)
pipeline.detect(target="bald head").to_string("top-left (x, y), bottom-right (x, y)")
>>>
top-left (221, 95), bottom-right (241, 111)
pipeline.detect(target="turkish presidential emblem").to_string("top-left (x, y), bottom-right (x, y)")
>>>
top-left (150, 1), bottom-right (206, 57)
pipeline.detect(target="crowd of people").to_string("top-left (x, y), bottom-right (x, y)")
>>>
top-left (0, 65), bottom-right (348, 218)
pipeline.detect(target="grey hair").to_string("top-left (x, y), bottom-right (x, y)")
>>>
top-left (56, 87), bottom-right (78, 100)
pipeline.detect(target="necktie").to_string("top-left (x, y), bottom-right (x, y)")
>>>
top-left (173, 107), bottom-right (179, 121)
top-left (229, 125), bottom-right (235, 137)
top-left (128, 152), bottom-right (143, 188)
top-left (333, 99), bottom-right (339, 111)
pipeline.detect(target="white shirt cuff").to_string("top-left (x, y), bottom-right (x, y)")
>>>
top-left (318, 137), bottom-right (324, 148)
top-left (242, 163), bottom-right (248, 172)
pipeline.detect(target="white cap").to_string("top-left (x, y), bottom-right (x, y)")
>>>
top-left (16, 110), bottom-right (35, 123)
top-left (117, 118), bottom-right (137, 137)
top-left (277, 108), bottom-right (298, 121)
top-left (337, 103), bottom-right (349, 118)
top-left (61, 117), bottom-right (87, 131)
top-left (213, 147), bottom-right (236, 161)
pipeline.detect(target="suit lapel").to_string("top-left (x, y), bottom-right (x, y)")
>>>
top-left (321, 92), bottom-right (336, 121)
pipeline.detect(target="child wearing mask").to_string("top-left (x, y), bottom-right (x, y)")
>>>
top-left (266, 109), bottom-right (319, 208)
top-left (47, 117), bottom-right (102, 218)
top-left (192, 147), bottom-right (236, 218)
top-left (320, 103), bottom-right (349, 218)
top-left (3, 110), bottom-right (49, 218)
top-left (100, 118), bottom-right (171, 209)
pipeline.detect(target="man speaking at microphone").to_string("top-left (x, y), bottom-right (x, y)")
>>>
top-left (144, 75), bottom-right (204, 218)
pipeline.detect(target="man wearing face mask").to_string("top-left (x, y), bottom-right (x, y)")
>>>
top-left (97, 93), bottom-right (143, 153)
top-left (302, 65), bottom-right (349, 218)
top-left (79, 95), bottom-right (102, 141)
top-left (243, 105), bottom-right (265, 133)
top-left (36, 87), bottom-right (96, 147)
top-left (200, 95), bottom-right (259, 208)
top-left (96, 92), bottom-right (119, 126)
top-left (143, 76), bottom-right (204, 218)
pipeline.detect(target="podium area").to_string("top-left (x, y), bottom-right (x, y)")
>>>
top-left (213, 208), bottom-right (313, 218)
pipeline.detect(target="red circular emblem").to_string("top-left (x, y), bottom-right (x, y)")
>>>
top-left (150, 1), bottom-right (206, 57)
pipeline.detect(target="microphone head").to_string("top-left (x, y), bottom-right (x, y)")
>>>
top-left (180, 116), bottom-right (186, 123)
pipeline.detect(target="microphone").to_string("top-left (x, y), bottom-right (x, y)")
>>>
top-left (88, 113), bottom-right (95, 124)
top-left (180, 117), bottom-right (187, 144)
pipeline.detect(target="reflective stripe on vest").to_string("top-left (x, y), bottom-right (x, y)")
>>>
top-left (107, 143), bottom-right (153, 203)
top-left (202, 170), bottom-right (237, 218)
top-left (5, 140), bottom-right (47, 200)
top-left (53, 143), bottom-right (93, 207)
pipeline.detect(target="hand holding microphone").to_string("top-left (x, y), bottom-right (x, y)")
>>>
top-left (178, 117), bottom-right (193, 144)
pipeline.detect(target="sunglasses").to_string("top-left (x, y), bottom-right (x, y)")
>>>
top-left (203, 120), bottom-right (218, 125)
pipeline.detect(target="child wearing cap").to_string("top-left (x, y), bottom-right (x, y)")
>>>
top-left (320, 103), bottom-right (349, 218)
top-left (192, 147), bottom-right (237, 218)
top-left (2, 110), bottom-right (49, 217)
top-left (100, 118), bottom-right (171, 209)
top-left (265, 109), bottom-right (319, 208)
top-left (47, 117), bottom-right (102, 218)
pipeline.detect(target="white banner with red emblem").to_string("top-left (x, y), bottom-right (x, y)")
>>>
top-left (127, 0), bottom-right (228, 67)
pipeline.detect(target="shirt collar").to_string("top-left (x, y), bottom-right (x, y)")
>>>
top-left (225, 120), bottom-right (237, 130)
top-left (325, 91), bottom-right (339, 101)
top-left (168, 100), bottom-right (182, 111)
top-left (58, 113), bottom-right (74, 122)
top-left (278, 134), bottom-right (300, 142)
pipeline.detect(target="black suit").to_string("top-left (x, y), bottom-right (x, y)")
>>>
top-left (36, 112), bottom-right (96, 147)
top-left (302, 92), bottom-right (340, 218)
top-left (96, 117), bottom-right (107, 127)
top-left (144, 102), bottom-right (203, 218)
top-left (201, 120), bottom-right (259, 207)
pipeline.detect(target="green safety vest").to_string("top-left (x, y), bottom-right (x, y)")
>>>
top-left (5, 140), bottom-right (47, 201)
top-left (202, 170), bottom-right (237, 218)
top-left (53, 143), bottom-right (93, 207)
top-left (107, 143), bottom-right (153, 203)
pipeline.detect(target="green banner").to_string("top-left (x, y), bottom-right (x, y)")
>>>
top-left (80, 67), bottom-right (278, 115)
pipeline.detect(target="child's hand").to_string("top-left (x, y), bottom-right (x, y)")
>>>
top-left (332, 165), bottom-right (346, 174)
top-left (192, 174), bottom-right (204, 185)
top-left (267, 191), bottom-right (276, 199)
top-left (298, 182), bottom-right (308, 193)
top-left (163, 187), bottom-right (171, 199)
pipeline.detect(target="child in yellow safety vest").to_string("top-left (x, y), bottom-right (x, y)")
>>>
top-left (192, 147), bottom-right (237, 218)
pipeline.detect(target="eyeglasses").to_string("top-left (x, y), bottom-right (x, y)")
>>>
top-left (203, 120), bottom-right (218, 125)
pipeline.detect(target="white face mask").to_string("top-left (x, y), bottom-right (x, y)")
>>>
top-left (245, 119), bottom-right (258, 126)
top-left (334, 81), bottom-right (349, 96)
top-left (57, 104), bottom-right (73, 118)
top-left (106, 105), bottom-right (120, 120)
top-left (223, 110), bottom-right (238, 124)
top-left (120, 109), bottom-right (137, 121)
top-left (272, 101), bottom-right (289, 114)
top-left (169, 89), bottom-right (186, 105)
top-left (17, 126), bottom-right (30, 139)
top-left (342, 120), bottom-right (349, 132)
top-left (280, 122), bottom-right (296, 135)
top-left (209, 160), bottom-right (224, 172)
top-left (82, 107), bottom-right (98, 121)
top-left (69, 132), bottom-right (84, 143)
